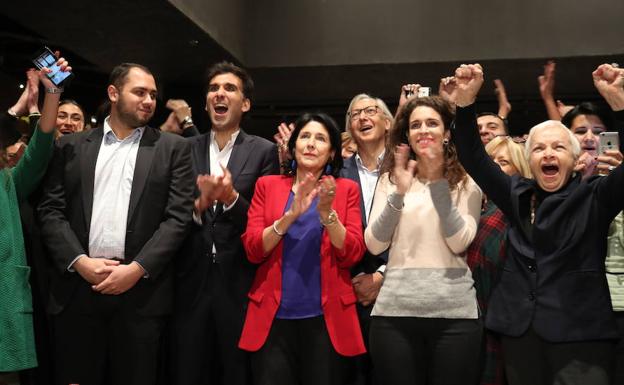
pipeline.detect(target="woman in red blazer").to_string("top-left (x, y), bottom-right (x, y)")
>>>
top-left (239, 112), bottom-right (366, 385)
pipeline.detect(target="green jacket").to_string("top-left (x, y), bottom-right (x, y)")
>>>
top-left (0, 127), bottom-right (53, 371)
top-left (606, 212), bottom-right (624, 312)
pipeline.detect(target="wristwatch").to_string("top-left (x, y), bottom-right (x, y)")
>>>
top-left (182, 115), bottom-right (194, 127)
top-left (320, 209), bottom-right (338, 226)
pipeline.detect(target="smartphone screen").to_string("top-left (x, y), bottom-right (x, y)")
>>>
top-left (32, 47), bottom-right (72, 86)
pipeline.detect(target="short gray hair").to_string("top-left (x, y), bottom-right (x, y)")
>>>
top-left (345, 93), bottom-right (393, 134)
top-left (525, 120), bottom-right (581, 160)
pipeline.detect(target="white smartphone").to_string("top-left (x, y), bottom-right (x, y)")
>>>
top-left (599, 132), bottom-right (620, 155)
top-left (417, 87), bottom-right (431, 98)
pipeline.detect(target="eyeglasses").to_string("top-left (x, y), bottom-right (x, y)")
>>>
top-left (495, 134), bottom-right (527, 144)
top-left (349, 106), bottom-right (379, 121)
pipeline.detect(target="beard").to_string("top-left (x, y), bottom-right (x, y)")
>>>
top-left (115, 96), bottom-right (154, 128)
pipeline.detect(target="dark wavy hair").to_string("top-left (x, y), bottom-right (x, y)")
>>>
top-left (382, 96), bottom-right (467, 189)
top-left (285, 112), bottom-right (343, 178)
top-left (204, 61), bottom-right (254, 103)
top-left (561, 102), bottom-right (613, 131)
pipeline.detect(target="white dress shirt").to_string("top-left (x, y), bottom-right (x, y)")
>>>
top-left (88, 119), bottom-right (144, 259)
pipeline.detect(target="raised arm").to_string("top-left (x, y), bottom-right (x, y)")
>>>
top-left (12, 58), bottom-right (71, 201)
top-left (538, 60), bottom-right (563, 121)
top-left (449, 64), bottom-right (514, 216)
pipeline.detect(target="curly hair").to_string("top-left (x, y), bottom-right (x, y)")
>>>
top-left (382, 96), bottom-right (467, 190)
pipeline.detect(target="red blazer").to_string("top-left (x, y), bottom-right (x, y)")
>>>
top-left (238, 175), bottom-right (366, 356)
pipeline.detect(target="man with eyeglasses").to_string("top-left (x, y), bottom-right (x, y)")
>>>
top-left (341, 93), bottom-right (393, 385)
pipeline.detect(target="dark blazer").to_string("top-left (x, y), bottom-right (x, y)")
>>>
top-left (38, 126), bottom-right (195, 316)
top-left (174, 129), bottom-right (280, 310)
top-left (340, 155), bottom-right (389, 275)
top-left (453, 104), bottom-right (623, 342)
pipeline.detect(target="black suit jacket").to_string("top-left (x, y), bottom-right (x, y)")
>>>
top-left (38, 126), bottom-right (195, 316)
top-left (454, 105), bottom-right (622, 342)
top-left (174, 129), bottom-right (279, 311)
top-left (340, 155), bottom-right (389, 276)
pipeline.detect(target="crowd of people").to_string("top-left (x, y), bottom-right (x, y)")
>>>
top-left (0, 53), bottom-right (623, 385)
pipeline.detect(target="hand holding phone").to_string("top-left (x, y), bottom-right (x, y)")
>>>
top-left (32, 47), bottom-right (73, 86)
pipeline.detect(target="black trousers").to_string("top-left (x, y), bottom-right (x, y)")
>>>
top-left (250, 316), bottom-right (349, 385)
top-left (369, 316), bottom-right (483, 385)
top-left (171, 266), bottom-right (251, 385)
top-left (52, 283), bottom-right (165, 385)
top-left (615, 311), bottom-right (624, 385)
top-left (347, 303), bottom-right (375, 385)
top-left (501, 327), bottom-right (615, 385)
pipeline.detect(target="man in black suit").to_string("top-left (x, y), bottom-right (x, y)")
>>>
top-left (38, 63), bottom-right (194, 385)
top-left (171, 62), bottom-right (279, 385)
top-left (340, 93), bottom-right (392, 385)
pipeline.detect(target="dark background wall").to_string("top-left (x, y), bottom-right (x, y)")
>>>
top-left (1, 0), bottom-right (623, 139)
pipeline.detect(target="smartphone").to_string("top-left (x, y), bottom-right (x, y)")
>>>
top-left (599, 132), bottom-right (620, 155)
top-left (417, 87), bottom-right (431, 98)
top-left (32, 47), bottom-right (72, 86)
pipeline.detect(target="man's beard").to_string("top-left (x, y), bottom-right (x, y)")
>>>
top-left (116, 98), bottom-right (153, 128)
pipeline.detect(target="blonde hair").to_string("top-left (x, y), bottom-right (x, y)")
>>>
top-left (485, 136), bottom-right (532, 178)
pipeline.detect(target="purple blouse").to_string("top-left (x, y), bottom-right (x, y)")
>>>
top-left (276, 192), bottom-right (323, 319)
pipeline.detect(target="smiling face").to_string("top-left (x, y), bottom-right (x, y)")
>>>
top-left (528, 125), bottom-right (577, 192)
top-left (477, 114), bottom-right (506, 145)
top-left (56, 103), bottom-right (85, 135)
top-left (294, 121), bottom-right (335, 174)
top-left (407, 106), bottom-right (448, 156)
top-left (569, 114), bottom-right (605, 156)
top-left (349, 98), bottom-right (389, 148)
top-left (205, 72), bottom-right (250, 132)
top-left (491, 144), bottom-right (519, 176)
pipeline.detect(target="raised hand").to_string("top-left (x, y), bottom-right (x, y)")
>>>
top-left (166, 99), bottom-right (192, 125)
top-left (194, 164), bottom-right (238, 213)
top-left (274, 122), bottom-right (294, 166)
top-left (538, 60), bottom-right (556, 100)
top-left (26, 68), bottom-right (40, 114)
top-left (288, 172), bottom-right (318, 218)
top-left (399, 83), bottom-right (420, 110)
top-left (454, 64), bottom-right (484, 107)
top-left (393, 144), bottom-right (417, 194)
top-left (418, 139), bottom-right (446, 182)
top-left (38, 54), bottom-right (71, 90)
top-left (494, 79), bottom-right (511, 119)
top-left (592, 63), bottom-right (624, 111)
top-left (160, 111), bottom-right (183, 134)
top-left (438, 76), bottom-right (458, 105)
top-left (317, 175), bottom-right (337, 215)
top-left (596, 149), bottom-right (623, 174)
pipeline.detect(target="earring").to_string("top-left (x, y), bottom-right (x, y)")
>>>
top-left (290, 159), bottom-right (297, 171)
top-left (443, 138), bottom-right (449, 145)
top-left (324, 163), bottom-right (333, 175)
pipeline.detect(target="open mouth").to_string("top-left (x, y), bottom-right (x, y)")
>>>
top-left (59, 127), bottom-right (74, 134)
top-left (359, 124), bottom-right (373, 133)
top-left (214, 104), bottom-right (228, 115)
top-left (541, 164), bottom-right (559, 176)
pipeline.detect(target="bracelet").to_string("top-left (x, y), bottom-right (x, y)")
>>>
top-left (387, 195), bottom-right (404, 212)
top-left (272, 220), bottom-right (285, 236)
top-left (182, 115), bottom-right (193, 126)
top-left (319, 209), bottom-right (338, 226)
top-left (46, 87), bottom-right (64, 94)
